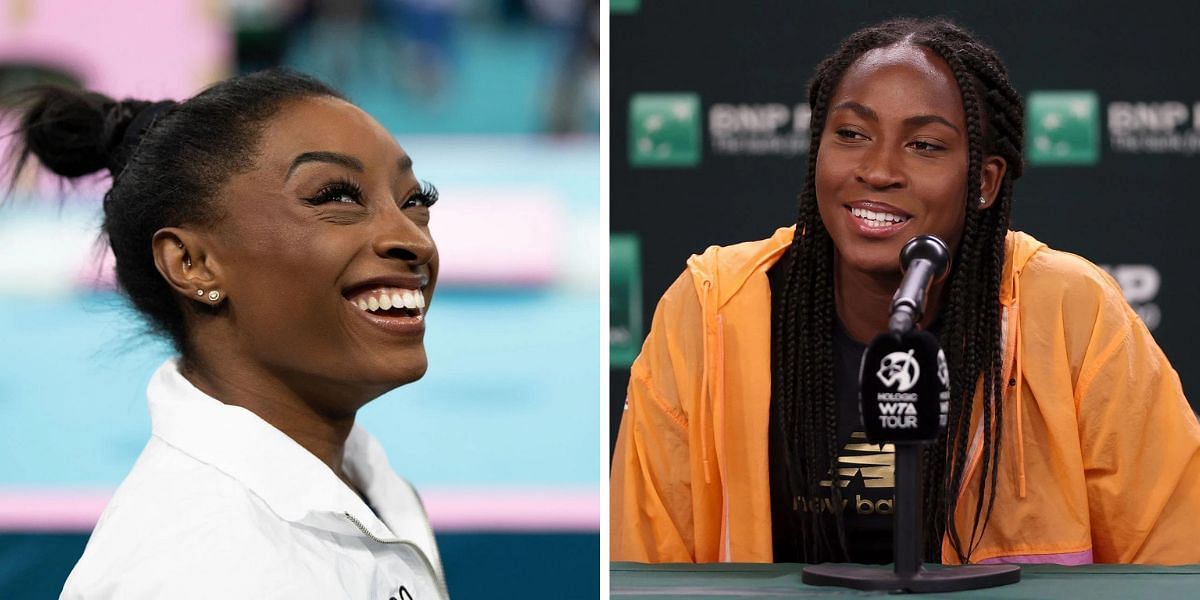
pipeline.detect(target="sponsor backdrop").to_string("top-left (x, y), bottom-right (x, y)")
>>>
top-left (610, 1), bottom-right (1200, 449)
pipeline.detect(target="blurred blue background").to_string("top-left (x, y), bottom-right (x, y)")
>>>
top-left (0, 0), bottom-right (600, 598)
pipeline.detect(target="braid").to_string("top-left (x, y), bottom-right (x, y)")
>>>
top-left (777, 18), bottom-right (1025, 565)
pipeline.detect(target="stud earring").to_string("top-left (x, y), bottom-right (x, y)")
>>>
top-left (208, 290), bottom-right (221, 302)
top-left (196, 289), bottom-right (205, 297)
top-left (979, 195), bottom-right (988, 206)
top-left (177, 243), bottom-right (192, 268)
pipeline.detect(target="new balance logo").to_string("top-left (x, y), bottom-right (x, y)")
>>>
top-left (819, 432), bottom-right (895, 488)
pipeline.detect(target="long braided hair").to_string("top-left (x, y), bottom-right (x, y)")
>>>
top-left (775, 18), bottom-right (1025, 564)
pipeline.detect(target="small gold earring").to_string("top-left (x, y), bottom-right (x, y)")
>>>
top-left (208, 290), bottom-right (221, 302)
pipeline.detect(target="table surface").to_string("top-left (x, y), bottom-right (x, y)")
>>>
top-left (611, 562), bottom-right (1200, 599)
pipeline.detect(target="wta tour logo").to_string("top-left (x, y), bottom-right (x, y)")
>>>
top-left (874, 350), bottom-right (920, 429)
top-left (864, 340), bottom-right (949, 434)
top-left (876, 350), bottom-right (920, 392)
top-left (1027, 91), bottom-right (1100, 166)
top-left (628, 93), bottom-right (701, 167)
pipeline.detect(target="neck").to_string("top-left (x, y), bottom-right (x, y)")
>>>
top-left (834, 253), bottom-right (945, 344)
top-left (180, 346), bottom-right (366, 491)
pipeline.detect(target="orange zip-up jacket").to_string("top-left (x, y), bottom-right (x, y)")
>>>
top-left (611, 227), bottom-right (1200, 565)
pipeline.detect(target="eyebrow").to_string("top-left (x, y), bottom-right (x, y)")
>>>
top-left (285, 152), bottom-right (414, 180)
top-left (286, 151), bottom-right (362, 180)
top-left (830, 101), bottom-right (960, 133)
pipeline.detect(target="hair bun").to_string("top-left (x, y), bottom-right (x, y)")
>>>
top-left (15, 87), bottom-right (166, 179)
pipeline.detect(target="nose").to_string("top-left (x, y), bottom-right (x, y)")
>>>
top-left (855, 143), bottom-right (905, 191)
top-left (370, 206), bottom-right (436, 264)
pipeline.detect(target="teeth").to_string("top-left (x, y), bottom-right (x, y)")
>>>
top-left (852, 206), bottom-right (906, 225)
top-left (352, 287), bottom-right (427, 313)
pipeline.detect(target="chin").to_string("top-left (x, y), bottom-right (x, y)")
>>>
top-left (833, 237), bottom-right (905, 276)
top-left (378, 354), bottom-right (429, 388)
top-left (340, 348), bottom-right (429, 393)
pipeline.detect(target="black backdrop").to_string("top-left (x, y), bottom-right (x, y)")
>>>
top-left (610, 1), bottom-right (1200, 449)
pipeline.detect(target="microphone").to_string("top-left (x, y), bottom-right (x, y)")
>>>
top-left (804, 233), bottom-right (1020, 592)
top-left (888, 235), bottom-right (951, 336)
top-left (859, 327), bottom-right (949, 443)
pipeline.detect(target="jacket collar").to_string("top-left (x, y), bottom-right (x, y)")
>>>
top-left (685, 226), bottom-right (1047, 310)
top-left (146, 359), bottom-right (405, 541)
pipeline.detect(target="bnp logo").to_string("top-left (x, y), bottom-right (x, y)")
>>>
top-left (629, 93), bottom-right (701, 167)
top-left (611, 0), bottom-right (640, 13)
top-left (1026, 91), bottom-right (1100, 165)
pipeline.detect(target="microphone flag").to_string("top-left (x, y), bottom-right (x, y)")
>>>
top-left (859, 329), bottom-right (949, 444)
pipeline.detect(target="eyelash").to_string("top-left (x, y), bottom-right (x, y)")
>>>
top-left (834, 129), bottom-right (945, 152)
top-left (305, 179), bottom-right (363, 205)
top-left (304, 180), bottom-right (440, 208)
top-left (406, 181), bottom-right (439, 208)
top-left (910, 140), bottom-right (945, 152)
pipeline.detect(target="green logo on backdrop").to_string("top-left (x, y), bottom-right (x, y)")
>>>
top-left (629, 93), bottom-right (700, 167)
top-left (611, 0), bottom-right (640, 13)
top-left (1026, 91), bottom-right (1100, 165)
top-left (610, 234), bottom-right (643, 368)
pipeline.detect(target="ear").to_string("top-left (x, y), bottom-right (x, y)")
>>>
top-left (151, 227), bottom-right (223, 305)
top-left (977, 155), bottom-right (1008, 210)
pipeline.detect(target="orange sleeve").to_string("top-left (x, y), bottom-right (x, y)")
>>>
top-left (610, 271), bottom-right (704, 562)
top-left (1071, 268), bottom-right (1200, 564)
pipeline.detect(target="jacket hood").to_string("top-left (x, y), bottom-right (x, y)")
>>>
top-left (999, 230), bottom-right (1047, 306)
top-left (685, 227), bottom-right (795, 307)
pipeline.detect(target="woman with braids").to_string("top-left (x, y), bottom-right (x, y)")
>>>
top-left (9, 70), bottom-right (447, 598)
top-left (611, 18), bottom-right (1200, 566)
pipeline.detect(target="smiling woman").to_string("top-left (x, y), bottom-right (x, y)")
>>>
top-left (8, 70), bottom-right (448, 598)
top-left (610, 18), bottom-right (1200, 568)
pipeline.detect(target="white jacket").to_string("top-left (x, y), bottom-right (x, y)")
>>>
top-left (61, 360), bottom-right (448, 599)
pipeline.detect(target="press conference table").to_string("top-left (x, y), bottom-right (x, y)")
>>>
top-left (611, 562), bottom-right (1200, 598)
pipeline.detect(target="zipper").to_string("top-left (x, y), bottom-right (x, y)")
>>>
top-left (406, 487), bottom-right (448, 594)
top-left (343, 512), bottom-right (450, 600)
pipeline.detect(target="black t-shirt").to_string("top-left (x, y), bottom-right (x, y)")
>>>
top-left (767, 249), bottom-right (896, 564)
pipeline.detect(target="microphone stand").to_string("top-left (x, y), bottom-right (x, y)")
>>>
top-left (801, 431), bottom-right (1021, 592)
top-left (801, 235), bottom-right (1021, 593)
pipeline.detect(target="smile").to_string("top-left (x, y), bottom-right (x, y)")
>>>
top-left (350, 287), bottom-right (426, 314)
top-left (346, 287), bottom-right (427, 335)
top-left (843, 202), bottom-right (912, 238)
top-left (850, 206), bottom-right (909, 227)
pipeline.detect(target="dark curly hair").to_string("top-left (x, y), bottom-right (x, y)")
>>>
top-left (774, 18), bottom-right (1025, 564)
top-left (6, 69), bottom-right (345, 358)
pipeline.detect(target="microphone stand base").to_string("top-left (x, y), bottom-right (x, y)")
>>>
top-left (802, 563), bottom-right (1020, 593)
